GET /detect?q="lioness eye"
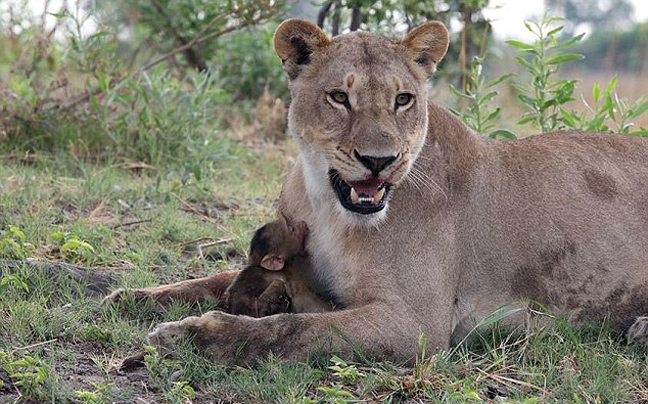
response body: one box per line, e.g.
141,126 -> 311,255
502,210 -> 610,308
395,93 -> 413,107
329,91 -> 349,105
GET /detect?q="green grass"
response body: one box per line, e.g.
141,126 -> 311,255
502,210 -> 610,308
1,144 -> 648,403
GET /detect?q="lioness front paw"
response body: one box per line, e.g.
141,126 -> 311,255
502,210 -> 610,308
627,316 -> 648,344
146,311 -> 270,365
146,318 -> 196,352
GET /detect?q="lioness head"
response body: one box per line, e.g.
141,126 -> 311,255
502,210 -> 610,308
274,20 -> 449,225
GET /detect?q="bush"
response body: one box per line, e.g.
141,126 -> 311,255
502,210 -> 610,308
0,3 -> 236,167
212,25 -> 288,101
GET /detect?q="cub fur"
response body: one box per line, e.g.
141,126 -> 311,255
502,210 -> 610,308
225,217 -> 331,317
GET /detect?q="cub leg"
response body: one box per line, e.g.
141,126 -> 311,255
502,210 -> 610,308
102,270 -> 239,307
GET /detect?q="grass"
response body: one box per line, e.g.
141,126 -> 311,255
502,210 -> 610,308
2,136 -> 648,404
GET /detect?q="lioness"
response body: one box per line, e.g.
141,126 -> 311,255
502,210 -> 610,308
129,19 -> 648,365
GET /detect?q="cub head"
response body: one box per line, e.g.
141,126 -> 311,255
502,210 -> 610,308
274,19 -> 448,226
248,216 -> 309,271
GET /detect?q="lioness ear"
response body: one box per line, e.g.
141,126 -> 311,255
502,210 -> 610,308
260,254 -> 285,271
401,21 -> 449,76
274,18 -> 330,80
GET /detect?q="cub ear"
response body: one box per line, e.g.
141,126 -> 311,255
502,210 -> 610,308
260,254 -> 285,271
401,21 -> 449,76
274,18 -> 330,80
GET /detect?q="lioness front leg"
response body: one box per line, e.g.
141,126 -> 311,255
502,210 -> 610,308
146,303 -> 449,365
102,270 -> 239,307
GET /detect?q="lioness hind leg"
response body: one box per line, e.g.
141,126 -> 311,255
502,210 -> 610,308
101,270 -> 239,307
627,316 -> 648,344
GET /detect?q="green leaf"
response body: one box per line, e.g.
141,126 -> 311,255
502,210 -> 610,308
546,53 -> 585,65
477,303 -> 526,328
633,128 -> 648,137
50,231 -> 66,242
90,93 -> 99,111
605,76 -> 618,94
518,94 -> 538,108
546,25 -> 564,37
628,100 -> 648,120
486,108 -> 501,122
484,74 -> 513,89
518,116 -> 536,125
514,56 -> 534,71
556,33 -> 586,49
559,108 -> 578,128
592,81 -> 600,103
488,129 -> 517,139
505,40 -> 534,50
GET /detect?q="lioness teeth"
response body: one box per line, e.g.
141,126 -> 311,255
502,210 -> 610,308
349,185 -> 386,205
350,187 -> 360,204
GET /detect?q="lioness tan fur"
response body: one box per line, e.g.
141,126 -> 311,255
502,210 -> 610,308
120,20 -> 648,365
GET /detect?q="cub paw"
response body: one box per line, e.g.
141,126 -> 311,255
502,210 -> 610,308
627,316 -> 648,344
101,288 -> 128,307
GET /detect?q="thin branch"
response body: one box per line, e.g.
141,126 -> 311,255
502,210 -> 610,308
350,7 -> 362,32
52,3 -> 272,112
197,238 -> 232,259
150,0 -> 207,71
331,0 -> 341,36
11,339 -> 58,354
317,0 -> 333,28
110,219 -> 152,230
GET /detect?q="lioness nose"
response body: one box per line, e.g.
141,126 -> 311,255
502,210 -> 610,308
354,151 -> 398,176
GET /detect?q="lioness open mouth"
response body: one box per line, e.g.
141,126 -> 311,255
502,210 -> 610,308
329,169 -> 392,214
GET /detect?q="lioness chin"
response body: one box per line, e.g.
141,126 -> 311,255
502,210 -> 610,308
130,19 -> 648,365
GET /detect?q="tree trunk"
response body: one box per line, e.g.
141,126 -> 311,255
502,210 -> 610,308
350,7 -> 362,31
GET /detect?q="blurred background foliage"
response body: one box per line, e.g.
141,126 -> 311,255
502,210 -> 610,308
0,0 -> 647,167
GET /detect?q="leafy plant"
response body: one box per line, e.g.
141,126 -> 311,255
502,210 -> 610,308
444,379 -> 482,402
75,381 -> 117,404
560,77 -> 648,136
0,351 -> 49,399
0,225 -> 34,260
80,325 -> 114,347
450,56 -> 516,139
51,231 -> 96,264
165,380 -> 196,404
104,67 -> 230,168
316,384 -> 357,403
507,13 -> 585,132
328,355 -> 366,384
213,25 -> 288,101
0,274 -> 29,295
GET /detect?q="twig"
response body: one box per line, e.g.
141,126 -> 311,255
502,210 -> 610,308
198,238 -> 232,259
170,193 -> 233,236
52,3 -> 273,112
475,367 -> 545,392
150,0 -> 207,71
11,339 -> 58,354
139,18 -> 258,73
110,219 -> 152,230
88,199 -> 107,220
